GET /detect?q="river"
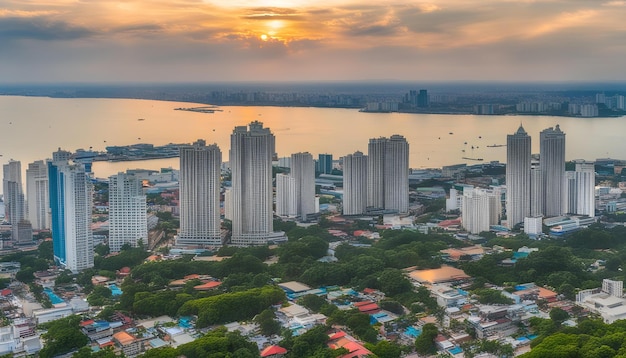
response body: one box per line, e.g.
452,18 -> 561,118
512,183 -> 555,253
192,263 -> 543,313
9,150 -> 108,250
0,95 -> 624,190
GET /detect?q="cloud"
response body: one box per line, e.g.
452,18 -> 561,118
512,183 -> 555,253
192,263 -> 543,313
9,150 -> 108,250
0,17 -> 95,41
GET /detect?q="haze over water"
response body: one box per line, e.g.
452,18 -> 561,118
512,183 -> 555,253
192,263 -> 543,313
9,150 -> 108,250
1,95 -> 625,186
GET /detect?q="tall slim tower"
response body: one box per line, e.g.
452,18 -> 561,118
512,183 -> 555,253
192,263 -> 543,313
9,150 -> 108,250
230,121 -> 275,246
177,140 -> 222,247
343,151 -> 368,215
367,135 -> 409,213
530,162 -> 543,217
506,125 -> 531,228
540,125 -> 566,217
3,160 -> 25,230
291,152 -> 316,220
109,172 -> 148,252
26,160 -> 49,230
575,161 -> 595,217
48,150 -> 93,272
318,154 -> 333,174
275,173 -> 297,217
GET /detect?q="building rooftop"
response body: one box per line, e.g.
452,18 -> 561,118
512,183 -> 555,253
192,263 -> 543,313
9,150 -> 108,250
408,266 -> 470,284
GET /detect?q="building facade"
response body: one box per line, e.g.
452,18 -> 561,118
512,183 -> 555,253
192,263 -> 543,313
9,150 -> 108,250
108,172 -> 148,252
367,135 -> 409,213
3,160 -> 25,234
48,152 -> 93,273
342,151 -> 368,215
177,140 -> 222,247
275,173 -> 297,217
540,125 -> 566,217
506,125 -> 531,228
290,152 -> 316,220
229,122 -> 276,246
26,160 -> 49,230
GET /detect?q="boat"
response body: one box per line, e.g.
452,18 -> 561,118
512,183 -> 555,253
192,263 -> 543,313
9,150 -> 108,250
487,144 -> 506,148
462,157 -> 484,161
137,118 -> 145,121
449,132 -> 453,135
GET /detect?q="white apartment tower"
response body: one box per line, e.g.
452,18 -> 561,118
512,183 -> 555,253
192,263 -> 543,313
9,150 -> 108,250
177,140 -> 222,247
26,160 -> 49,230
367,135 -> 409,213
342,151 -> 368,215
48,155 -> 93,273
230,121 -> 276,246
602,279 -> 623,298
3,160 -> 25,229
540,125 -> 566,217
506,125 -> 531,228
108,172 -> 148,252
530,163 -> 543,217
275,173 -> 297,217
290,152 -> 316,220
462,189 -> 491,234
576,161 -> 596,217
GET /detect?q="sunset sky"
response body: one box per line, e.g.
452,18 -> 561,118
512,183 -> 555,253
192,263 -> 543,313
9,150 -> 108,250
2,0 -> 625,83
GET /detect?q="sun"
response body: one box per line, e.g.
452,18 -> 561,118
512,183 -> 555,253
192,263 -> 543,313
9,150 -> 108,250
260,34 -> 268,41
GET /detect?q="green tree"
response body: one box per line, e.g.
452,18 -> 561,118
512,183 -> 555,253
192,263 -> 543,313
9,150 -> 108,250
255,309 -> 281,336
415,323 -> 438,355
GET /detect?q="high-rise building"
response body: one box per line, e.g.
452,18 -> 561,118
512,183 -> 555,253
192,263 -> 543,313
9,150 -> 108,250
230,121 -> 276,246
318,154 -> 333,175
343,151 -> 368,215
575,161 -> 596,217
530,162 -> 543,217
417,89 -> 429,108
506,125 -> 531,228
275,173 -> 297,217
462,188 -> 491,234
367,135 -> 409,213
540,125 -> 566,217
109,172 -> 148,252
177,140 -> 222,247
460,187 -> 501,234
3,160 -> 25,231
291,152 -> 316,220
26,160 -> 49,230
48,150 -> 93,272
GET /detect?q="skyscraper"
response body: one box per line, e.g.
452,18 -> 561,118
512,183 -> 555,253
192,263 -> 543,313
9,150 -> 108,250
318,154 -> 333,174
177,140 -> 222,247
26,160 -> 49,230
506,125 -> 531,228
342,151 -> 368,215
574,161 -> 596,217
462,188 -> 491,234
275,173 -> 297,217
367,135 -> 409,213
109,172 -> 148,252
291,152 -> 316,220
530,162 -> 543,217
3,160 -> 25,231
540,125 -> 566,217
48,150 -> 93,272
230,121 -> 276,246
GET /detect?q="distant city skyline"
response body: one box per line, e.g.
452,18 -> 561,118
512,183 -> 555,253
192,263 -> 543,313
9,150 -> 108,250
1,1 -> 625,83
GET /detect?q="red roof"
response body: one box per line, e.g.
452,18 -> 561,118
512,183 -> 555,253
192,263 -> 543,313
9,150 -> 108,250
328,331 -> 347,340
357,303 -> 380,313
0,289 -> 12,296
362,288 -> 376,294
260,345 -> 288,357
80,319 -> 95,327
353,301 -> 374,307
193,281 -> 222,290
119,267 -> 131,273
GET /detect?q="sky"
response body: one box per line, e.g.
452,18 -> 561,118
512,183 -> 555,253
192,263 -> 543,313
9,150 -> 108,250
1,0 -> 625,83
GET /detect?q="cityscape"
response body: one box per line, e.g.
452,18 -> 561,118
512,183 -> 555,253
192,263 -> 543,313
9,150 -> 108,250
2,0 -> 626,357
1,111 -> 626,357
